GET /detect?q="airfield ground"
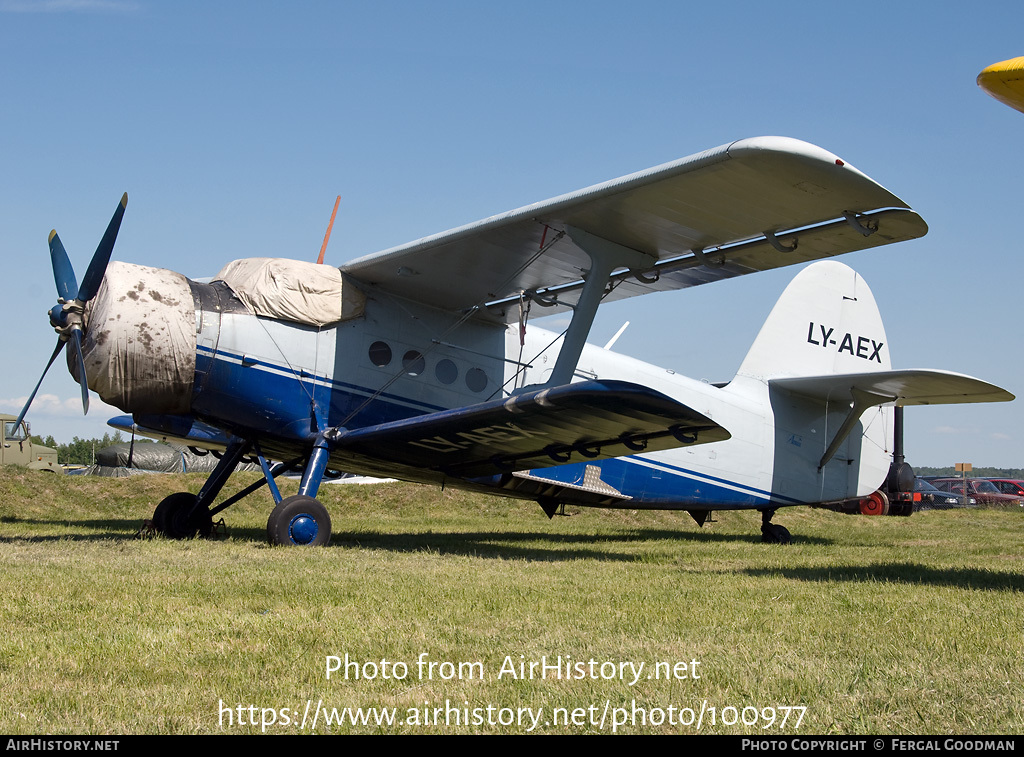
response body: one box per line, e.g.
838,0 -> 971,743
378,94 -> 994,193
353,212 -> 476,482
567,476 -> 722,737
0,467 -> 1020,734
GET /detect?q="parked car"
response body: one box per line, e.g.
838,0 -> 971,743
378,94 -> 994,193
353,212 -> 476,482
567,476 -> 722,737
929,478 -> 1024,507
985,478 -> 1024,498
914,478 -> 975,509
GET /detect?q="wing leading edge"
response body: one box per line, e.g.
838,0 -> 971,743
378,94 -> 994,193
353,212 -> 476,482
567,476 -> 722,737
341,136 -> 928,320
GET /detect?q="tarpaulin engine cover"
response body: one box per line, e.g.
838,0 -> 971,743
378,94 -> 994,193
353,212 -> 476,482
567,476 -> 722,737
214,257 -> 365,327
94,441 -> 260,474
77,261 -> 196,414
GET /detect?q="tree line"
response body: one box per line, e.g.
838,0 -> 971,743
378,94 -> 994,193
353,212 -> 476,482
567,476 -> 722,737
29,432 -> 127,466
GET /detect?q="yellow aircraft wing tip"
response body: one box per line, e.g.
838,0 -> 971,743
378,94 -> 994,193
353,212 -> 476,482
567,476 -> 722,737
979,56 -> 1024,77
978,56 -> 1024,114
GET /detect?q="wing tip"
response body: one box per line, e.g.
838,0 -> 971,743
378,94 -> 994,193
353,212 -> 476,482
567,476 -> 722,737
978,57 -> 1024,114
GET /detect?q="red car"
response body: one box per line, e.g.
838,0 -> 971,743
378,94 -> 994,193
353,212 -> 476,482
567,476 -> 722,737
986,479 -> 1024,498
929,478 -> 1024,507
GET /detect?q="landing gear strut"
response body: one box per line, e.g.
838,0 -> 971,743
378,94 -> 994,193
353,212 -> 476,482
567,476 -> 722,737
151,440 -> 251,540
264,431 -> 335,547
149,436 -> 335,547
760,509 -> 791,545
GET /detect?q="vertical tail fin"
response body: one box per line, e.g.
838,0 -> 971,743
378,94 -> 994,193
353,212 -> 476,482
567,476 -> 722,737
736,260 -> 891,381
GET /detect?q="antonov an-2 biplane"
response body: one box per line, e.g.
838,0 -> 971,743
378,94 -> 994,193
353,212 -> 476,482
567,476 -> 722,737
17,136 -> 1013,545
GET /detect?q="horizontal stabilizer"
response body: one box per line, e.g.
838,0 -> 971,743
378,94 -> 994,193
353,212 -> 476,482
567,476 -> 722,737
330,380 -> 729,478
771,369 -> 1014,406
772,369 -> 1013,471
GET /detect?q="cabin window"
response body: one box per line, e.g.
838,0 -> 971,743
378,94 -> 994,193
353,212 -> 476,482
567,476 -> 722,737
465,367 -> 487,393
435,359 -> 458,385
402,350 -> 426,376
368,341 -> 392,367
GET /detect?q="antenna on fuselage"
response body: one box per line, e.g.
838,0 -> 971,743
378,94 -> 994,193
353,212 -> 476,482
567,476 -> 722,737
317,195 -> 341,264
603,321 -> 630,350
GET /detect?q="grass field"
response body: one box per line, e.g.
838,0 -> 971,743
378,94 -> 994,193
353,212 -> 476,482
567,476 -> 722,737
0,467 -> 1021,734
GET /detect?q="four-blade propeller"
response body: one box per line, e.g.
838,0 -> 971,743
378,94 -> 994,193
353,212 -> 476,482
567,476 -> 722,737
14,193 -> 128,430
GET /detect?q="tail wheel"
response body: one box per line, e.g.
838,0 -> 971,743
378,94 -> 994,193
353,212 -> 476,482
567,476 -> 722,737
892,501 -> 914,517
761,523 -> 792,544
859,491 -> 890,516
267,495 -> 332,546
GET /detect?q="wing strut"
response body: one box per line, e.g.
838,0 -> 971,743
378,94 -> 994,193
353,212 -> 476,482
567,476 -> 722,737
539,226 -> 656,387
817,387 -> 894,471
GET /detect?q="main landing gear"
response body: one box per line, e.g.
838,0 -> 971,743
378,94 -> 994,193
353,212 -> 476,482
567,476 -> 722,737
266,495 -> 332,547
153,491 -> 212,539
151,435 -> 334,547
760,508 -> 791,545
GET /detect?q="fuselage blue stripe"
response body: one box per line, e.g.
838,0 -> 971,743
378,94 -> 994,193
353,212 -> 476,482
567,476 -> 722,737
624,455 -> 807,505
193,347 -> 805,508
198,345 -> 448,414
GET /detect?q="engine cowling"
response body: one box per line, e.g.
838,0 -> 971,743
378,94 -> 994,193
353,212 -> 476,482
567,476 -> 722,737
75,261 -> 197,414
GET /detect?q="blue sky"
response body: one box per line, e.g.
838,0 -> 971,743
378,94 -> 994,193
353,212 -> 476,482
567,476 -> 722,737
1,0 -> 1023,467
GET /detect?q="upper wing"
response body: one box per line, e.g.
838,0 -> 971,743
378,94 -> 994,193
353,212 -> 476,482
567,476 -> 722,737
341,136 -> 927,321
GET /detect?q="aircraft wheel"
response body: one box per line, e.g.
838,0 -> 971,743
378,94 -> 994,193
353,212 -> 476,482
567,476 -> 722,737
761,523 -> 791,544
153,492 -> 212,539
267,495 -> 332,546
891,501 -> 913,517
858,491 -> 889,516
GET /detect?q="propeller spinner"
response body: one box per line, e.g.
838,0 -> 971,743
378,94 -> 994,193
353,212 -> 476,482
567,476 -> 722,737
15,193 -> 128,429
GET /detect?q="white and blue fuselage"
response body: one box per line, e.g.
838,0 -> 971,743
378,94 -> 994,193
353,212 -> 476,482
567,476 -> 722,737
176,264 -> 892,514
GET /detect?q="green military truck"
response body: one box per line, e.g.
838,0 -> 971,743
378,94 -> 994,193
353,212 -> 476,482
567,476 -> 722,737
0,414 -> 62,473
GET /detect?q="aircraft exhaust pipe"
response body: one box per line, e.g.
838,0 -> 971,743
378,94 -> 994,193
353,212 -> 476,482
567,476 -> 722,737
886,406 -> 915,494
893,405 -> 905,467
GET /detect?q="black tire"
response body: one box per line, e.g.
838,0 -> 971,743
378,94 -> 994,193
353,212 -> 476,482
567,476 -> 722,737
153,492 -> 212,539
892,502 -> 914,517
761,523 -> 792,545
267,495 -> 332,546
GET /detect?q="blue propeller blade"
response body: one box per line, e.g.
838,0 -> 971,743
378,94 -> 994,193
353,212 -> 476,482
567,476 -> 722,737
69,329 -> 89,415
14,339 -> 66,429
48,230 -> 78,302
78,192 -> 127,302
21,192 -> 125,426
